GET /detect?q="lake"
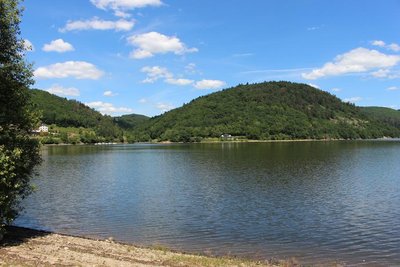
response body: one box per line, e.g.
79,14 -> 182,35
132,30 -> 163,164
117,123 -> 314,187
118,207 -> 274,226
15,141 -> 400,265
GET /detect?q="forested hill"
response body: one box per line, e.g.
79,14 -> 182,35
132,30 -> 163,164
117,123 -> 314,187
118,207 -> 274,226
31,89 -> 105,127
30,89 -> 122,140
130,81 -> 400,142
113,114 -> 149,130
360,106 -> 400,129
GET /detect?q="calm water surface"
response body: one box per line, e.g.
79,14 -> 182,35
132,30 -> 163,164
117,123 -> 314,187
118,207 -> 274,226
15,141 -> 400,265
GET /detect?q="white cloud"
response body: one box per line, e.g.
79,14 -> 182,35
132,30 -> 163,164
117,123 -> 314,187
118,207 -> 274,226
307,26 -> 320,31
371,40 -> 400,52
43,39 -> 74,53
34,61 -> 104,80
387,86 -> 399,91
165,78 -> 194,86
86,101 -> 133,115
388,43 -> 400,52
46,84 -> 80,97
156,102 -> 174,112
331,88 -> 341,92
60,17 -> 134,32
343,97 -> 362,103
131,49 -> 153,59
232,53 -> 254,57
127,31 -> 198,59
103,90 -> 118,96
302,47 -> 400,80
371,69 -> 400,79
141,66 -> 172,83
23,39 -> 34,52
307,83 -> 320,89
371,40 -> 386,47
185,63 -> 198,74
141,66 -> 223,89
194,79 -> 226,90
371,69 -> 390,78
114,10 -> 131,18
240,68 -> 313,80
139,98 -> 147,103
91,0 -> 162,10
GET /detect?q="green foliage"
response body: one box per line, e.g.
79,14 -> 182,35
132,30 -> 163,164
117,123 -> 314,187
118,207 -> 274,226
30,89 -> 124,142
130,82 -> 400,142
0,0 -> 41,236
113,113 -> 149,130
360,106 -> 400,129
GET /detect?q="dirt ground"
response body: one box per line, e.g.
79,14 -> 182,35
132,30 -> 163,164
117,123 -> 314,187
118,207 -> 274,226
0,226 -> 288,267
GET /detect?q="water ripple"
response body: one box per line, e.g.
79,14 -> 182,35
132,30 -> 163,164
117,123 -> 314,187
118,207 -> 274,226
15,141 -> 400,265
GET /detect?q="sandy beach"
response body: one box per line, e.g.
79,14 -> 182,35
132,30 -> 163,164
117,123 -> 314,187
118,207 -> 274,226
0,227 -> 292,267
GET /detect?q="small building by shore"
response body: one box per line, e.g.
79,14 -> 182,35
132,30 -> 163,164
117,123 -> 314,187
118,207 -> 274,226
32,124 -> 49,134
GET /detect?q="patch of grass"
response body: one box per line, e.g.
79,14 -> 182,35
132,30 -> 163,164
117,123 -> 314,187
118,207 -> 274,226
164,254 -> 280,267
150,243 -> 172,253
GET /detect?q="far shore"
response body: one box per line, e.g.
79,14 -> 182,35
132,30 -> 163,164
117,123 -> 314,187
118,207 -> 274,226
41,137 -> 400,146
0,226 -> 295,267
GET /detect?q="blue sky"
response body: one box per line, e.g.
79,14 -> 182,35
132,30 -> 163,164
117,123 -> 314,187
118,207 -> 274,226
21,0 -> 400,116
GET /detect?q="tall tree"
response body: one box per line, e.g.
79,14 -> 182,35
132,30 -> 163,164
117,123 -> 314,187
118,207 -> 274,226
0,0 -> 41,238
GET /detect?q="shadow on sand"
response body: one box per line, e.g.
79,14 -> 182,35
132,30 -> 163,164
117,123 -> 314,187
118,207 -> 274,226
1,226 -> 51,248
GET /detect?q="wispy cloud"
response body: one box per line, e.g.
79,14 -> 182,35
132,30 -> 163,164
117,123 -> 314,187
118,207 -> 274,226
239,67 -> 312,80
241,67 -> 313,75
184,63 -> 201,75
307,25 -> 324,31
90,0 -> 163,11
141,66 -> 172,83
156,102 -> 175,112
103,90 -> 118,96
60,17 -> 134,32
371,69 -> 400,79
46,84 -> 80,97
343,96 -> 362,103
232,53 -> 254,57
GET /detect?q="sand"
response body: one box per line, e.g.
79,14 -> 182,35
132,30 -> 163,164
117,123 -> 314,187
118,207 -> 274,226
0,226 -> 288,267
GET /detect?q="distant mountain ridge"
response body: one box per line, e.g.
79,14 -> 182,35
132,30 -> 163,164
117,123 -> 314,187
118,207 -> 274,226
128,81 -> 400,142
30,83 -> 400,143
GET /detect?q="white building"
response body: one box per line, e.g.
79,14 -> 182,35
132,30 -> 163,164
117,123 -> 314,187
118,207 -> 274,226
38,124 -> 49,133
33,124 -> 49,133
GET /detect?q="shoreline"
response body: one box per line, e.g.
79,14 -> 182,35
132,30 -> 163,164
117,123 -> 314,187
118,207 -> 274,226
0,226 -> 291,267
42,137 -> 400,146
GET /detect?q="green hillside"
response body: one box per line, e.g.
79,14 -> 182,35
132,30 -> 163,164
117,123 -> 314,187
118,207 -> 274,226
360,106 -> 400,129
130,81 -> 400,142
30,89 -> 123,142
113,114 -> 149,130
31,89 -> 108,128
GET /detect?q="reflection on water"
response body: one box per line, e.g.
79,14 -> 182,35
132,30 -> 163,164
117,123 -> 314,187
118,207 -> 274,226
16,141 -> 400,265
